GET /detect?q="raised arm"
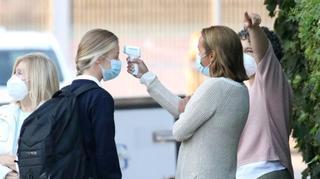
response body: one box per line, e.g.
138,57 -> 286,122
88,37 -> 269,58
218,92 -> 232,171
244,12 -> 269,63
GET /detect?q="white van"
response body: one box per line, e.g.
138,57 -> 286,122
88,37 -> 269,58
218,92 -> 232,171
0,31 -> 72,105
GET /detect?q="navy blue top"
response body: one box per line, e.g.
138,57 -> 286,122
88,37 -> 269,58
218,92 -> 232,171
70,79 -> 121,179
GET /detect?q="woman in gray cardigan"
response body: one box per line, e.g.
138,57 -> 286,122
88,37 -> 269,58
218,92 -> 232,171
128,26 -> 249,179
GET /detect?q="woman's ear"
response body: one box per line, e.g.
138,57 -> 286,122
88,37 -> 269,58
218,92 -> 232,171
209,51 -> 216,64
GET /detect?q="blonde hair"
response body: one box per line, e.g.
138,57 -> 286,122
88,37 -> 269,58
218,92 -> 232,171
201,26 -> 248,82
12,53 -> 59,108
76,29 -> 118,75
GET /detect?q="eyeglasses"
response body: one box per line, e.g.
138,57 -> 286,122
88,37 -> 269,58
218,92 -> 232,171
239,29 -> 250,41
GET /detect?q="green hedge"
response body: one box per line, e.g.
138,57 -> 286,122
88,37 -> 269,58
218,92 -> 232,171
264,0 -> 320,178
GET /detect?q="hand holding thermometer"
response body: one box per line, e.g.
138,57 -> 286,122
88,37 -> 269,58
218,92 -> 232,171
123,45 -> 141,76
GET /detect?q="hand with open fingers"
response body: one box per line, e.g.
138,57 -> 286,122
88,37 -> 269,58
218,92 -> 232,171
0,155 -> 15,166
0,154 -> 17,171
126,57 -> 149,78
244,12 -> 261,29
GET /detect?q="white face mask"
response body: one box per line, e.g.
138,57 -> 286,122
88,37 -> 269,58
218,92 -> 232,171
6,75 -> 28,101
243,53 -> 257,77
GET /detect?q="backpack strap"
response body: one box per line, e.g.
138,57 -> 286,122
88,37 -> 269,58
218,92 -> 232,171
71,83 -> 99,178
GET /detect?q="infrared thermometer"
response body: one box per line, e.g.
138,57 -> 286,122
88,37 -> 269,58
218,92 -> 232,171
124,45 -> 141,76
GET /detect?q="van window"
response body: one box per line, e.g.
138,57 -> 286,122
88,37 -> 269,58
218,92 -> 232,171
0,49 -> 63,85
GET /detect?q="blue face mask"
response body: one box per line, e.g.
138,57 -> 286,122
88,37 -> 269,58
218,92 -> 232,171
195,53 -> 257,77
99,59 -> 122,81
194,54 -> 210,76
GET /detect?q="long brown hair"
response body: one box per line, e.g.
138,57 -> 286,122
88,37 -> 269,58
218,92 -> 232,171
201,26 -> 248,82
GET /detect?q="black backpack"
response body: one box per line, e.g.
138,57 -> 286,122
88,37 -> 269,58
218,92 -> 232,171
17,83 -> 98,179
